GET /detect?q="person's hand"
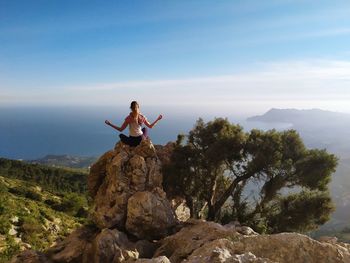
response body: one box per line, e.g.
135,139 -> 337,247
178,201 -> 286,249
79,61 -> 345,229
157,114 -> 163,120
105,120 -> 111,125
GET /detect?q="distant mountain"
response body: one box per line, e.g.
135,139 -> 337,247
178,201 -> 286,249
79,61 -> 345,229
247,108 -> 350,125
247,108 -> 350,158
27,154 -> 97,169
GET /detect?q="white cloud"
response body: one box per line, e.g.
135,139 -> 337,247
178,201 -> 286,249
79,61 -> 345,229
64,59 -> 350,100
2,59 -> 350,116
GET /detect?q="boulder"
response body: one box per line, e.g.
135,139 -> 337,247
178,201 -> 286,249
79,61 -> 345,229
185,238 -> 275,263
89,228 -> 138,263
126,188 -> 177,240
10,249 -> 51,263
88,150 -> 115,199
45,225 -> 98,263
170,197 -> 191,222
154,219 -> 350,263
154,219 -> 240,262
232,232 -> 350,263
89,139 -> 175,231
42,226 -> 142,263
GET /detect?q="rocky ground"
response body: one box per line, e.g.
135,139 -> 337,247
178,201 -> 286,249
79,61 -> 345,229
10,139 -> 350,263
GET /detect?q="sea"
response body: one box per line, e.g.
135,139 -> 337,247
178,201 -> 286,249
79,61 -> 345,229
0,106 -> 292,160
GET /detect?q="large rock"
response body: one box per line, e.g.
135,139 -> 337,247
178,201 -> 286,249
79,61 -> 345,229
154,220 -> 350,263
185,238 -> 275,263
89,228 -> 138,262
126,188 -> 177,240
34,225 -> 151,263
170,197 -> 191,222
88,150 -> 115,199
154,219 -> 241,262
45,225 -> 99,263
89,139 -> 175,232
10,249 -> 51,263
232,232 -> 350,263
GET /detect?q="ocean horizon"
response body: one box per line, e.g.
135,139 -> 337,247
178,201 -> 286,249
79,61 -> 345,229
0,106 -> 292,160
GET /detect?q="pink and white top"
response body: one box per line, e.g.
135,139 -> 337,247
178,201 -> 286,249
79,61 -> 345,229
124,113 -> 148,137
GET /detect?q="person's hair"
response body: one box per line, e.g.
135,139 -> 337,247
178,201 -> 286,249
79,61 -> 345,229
130,101 -> 139,111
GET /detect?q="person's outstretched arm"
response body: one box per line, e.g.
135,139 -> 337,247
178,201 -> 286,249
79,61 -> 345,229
144,114 -> 162,128
105,120 -> 128,132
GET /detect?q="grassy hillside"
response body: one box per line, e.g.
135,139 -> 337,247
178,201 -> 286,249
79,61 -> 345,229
0,157 -> 88,194
0,158 -> 91,262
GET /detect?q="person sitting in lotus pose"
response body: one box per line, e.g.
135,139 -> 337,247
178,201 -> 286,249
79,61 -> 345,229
105,101 -> 162,147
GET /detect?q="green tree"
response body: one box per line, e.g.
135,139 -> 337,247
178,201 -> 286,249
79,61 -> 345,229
163,118 -> 338,233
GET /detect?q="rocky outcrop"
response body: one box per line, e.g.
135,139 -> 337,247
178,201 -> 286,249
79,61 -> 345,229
89,139 -> 176,233
154,220 -> 350,263
185,239 -> 275,263
10,139 -> 350,263
154,219 -> 242,262
232,232 -> 350,263
45,225 -> 99,262
10,250 -> 50,263
11,139 -> 177,263
126,188 -> 177,240
170,197 -> 190,222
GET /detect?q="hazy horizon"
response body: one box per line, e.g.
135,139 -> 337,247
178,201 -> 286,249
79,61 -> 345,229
0,105 -> 297,160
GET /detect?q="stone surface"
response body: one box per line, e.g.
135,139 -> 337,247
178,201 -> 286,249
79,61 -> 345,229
42,226 -> 143,263
90,228 -> 138,263
88,150 -> 115,199
126,188 -> 177,240
154,219 -> 240,263
126,256 -> 171,263
185,238 -> 275,263
45,225 -> 99,263
233,232 -> 350,263
10,249 -> 51,263
134,239 -> 159,259
171,197 -> 191,222
89,139 -> 174,231
155,219 -> 350,263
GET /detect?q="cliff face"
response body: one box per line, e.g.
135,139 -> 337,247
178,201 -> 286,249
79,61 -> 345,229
10,139 -> 350,263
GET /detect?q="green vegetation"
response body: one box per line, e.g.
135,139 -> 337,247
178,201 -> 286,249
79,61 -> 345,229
0,158 -> 90,262
163,118 -> 338,234
0,157 -> 87,194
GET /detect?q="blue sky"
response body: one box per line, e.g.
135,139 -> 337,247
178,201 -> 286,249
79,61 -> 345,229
1,0 -> 350,115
